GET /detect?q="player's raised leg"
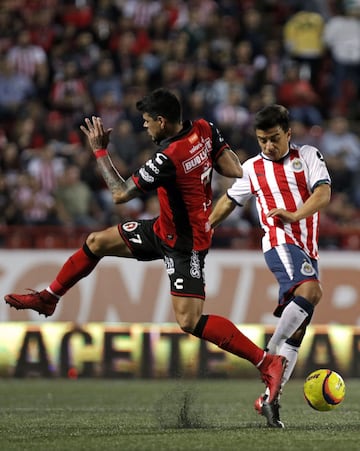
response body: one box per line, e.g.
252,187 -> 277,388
4,225 -> 131,316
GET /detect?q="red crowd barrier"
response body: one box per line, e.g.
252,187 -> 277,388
0,225 -> 360,250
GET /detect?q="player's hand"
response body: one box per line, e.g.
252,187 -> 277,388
80,116 -> 112,152
267,208 -> 298,223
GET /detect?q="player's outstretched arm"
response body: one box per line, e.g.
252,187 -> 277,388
80,116 -> 140,204
267,183 -> 331,223
215,148 -> 243,178
209,193 -> 236,229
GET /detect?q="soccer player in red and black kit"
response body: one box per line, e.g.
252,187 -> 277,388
5,88 -> 286,416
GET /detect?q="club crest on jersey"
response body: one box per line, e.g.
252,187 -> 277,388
300,260 -> 316,276
291,158 -> 304,172
122,221 -> 139,232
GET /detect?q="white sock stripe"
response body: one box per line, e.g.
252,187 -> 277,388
256,351 -> 267,368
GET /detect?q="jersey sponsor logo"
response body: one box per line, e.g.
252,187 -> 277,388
189,141 -> 203,154
292,158 -> 304,172
139,167 -> 154,183
300,260 -> 316,276
122,221 -> 139,232
145,159 -> 160,174
164,256 -> 175,275
190,250 -> 201,279
183,149 -> 209,173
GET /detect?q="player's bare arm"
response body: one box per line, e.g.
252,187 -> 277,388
80,116 -> 141,204
267,183 -> 331,223
214,148 -> 243,178
209,193 -> 236,229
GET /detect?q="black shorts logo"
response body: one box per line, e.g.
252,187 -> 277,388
190,251 -> 201,279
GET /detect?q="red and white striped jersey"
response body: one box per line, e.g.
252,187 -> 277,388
227,145 -> 331,259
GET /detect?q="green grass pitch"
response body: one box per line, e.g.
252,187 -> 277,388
0,378 -> 359,451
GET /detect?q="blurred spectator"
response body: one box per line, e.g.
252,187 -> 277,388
95,90 -> 123,129
0,8 -> 23,55
0,142 -> 23,185
59,1 -> 94,31
277,61 -> 323,126
212,88 -> 250,139
6,29 -> 48,91
289,120 -> 323,147
0,57 -> 35,122
49,60 -> 93,124
28,7 -> 58,53
41,110 -> 82,159
89,57 -> 123,106
109,119 -> 141,170
323,6 -> 360,114
122,0 -> 162,28
16,175 -> 59,226
0,173 -> 23,225
252,39 -> 285,88
320,116 -> 360,204
10,116 -> 43,152
241,7 -> 267,57
26,143 -> 65,194
54,164 -> 103,227
283,10 -> 325,90
70,31 -> 101,77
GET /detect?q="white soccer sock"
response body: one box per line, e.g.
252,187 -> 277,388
278,342 -> 299,387
266,301 -> 309,353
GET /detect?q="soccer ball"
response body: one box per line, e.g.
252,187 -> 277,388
303,369 -> 345,411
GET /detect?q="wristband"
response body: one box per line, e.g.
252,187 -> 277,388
94,148 -> 108,158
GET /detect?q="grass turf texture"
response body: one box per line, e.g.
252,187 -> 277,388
0,379 -> 359,451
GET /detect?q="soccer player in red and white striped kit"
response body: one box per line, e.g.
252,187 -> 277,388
5,89 -> 286,420
210,104 -> 331,427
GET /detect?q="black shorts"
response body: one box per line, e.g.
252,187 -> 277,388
119,219 -> 208,299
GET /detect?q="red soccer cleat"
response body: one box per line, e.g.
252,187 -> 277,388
4,289 -> 58,317
258,354 -> 287,404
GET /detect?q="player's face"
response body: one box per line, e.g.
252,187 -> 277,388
256,126 -> 291,161
142,113 -> 166,144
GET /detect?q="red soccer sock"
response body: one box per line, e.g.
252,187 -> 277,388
49,245 -> 101,297
195,314 -> 265,366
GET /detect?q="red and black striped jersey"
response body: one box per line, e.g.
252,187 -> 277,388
132,119 -> 229,251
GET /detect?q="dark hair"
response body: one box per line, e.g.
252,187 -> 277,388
254,104 -> 290,132
136,88 -> 182,123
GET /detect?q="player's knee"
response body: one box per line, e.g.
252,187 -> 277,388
176,315 -> 199,334
178,320 -> 195,334
86,231 -> 107,254
297,282 -> 323,306
307,285 -> 322,306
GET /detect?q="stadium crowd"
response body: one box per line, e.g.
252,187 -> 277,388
1,0 -> 360,249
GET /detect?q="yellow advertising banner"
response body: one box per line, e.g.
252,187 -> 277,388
0,323 -> 359,379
